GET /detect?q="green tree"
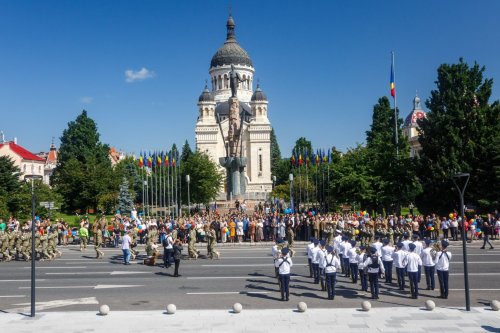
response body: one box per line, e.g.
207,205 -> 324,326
292,137 -> 312,156
365,97 -> 420,214
0,156 -> 21,197
270,128 -> 282,179
416,59 -> 500,214
118,177 -> 133,214
181,151 -> 223,204
180,140 -> 193,164
52,110 -> 114,213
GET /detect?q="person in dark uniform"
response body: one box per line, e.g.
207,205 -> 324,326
172,238 -> 183,277
362,246 -> 385,299
435,239 -> 452,299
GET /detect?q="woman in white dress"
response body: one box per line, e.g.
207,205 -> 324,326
237,220 -> 244,243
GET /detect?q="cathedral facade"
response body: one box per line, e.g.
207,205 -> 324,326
195,15 -> 273,199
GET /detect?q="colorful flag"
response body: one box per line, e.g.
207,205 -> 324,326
298,151 -> 303,167
305,148 -> 310,167
164,152 -> 169,166
157,152 -> 162,167
390,52 -> 396,98
138,154 -> 144,168
290,150 -> 296,167
315,150 -> 320,165
327,148 -> 331,164
323,149 -> 328,164
147,152 -> 152,167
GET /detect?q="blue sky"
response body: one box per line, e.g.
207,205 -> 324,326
1,0 -> 499,157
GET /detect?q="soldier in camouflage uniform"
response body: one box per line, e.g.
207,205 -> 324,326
188,227 -> 198,259
40,230 -> 50,261
1,229 -> 12,261
130,227 -> 139,260
206,224 -> 219,259
286,225 -> 295,257
324,221 -> 334,246
20,229 -> 31,261
93,222 -> 104,259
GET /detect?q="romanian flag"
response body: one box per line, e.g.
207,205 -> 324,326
323,149 -> 328,164
157,153 -> 162,167
164,152 -> 169,167
138,155 -> 143,168
147,154 -> 152,168
390,52 -> 396,98
290,150 -> 296,167
172,153 -> 177,168
305,148 -> 310,167
315,150 -> 320,165
298,152 -> 303,167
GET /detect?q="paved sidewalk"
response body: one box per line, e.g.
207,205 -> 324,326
1,306 -> 498,333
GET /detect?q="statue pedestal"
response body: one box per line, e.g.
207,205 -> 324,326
219,157 -> 247,200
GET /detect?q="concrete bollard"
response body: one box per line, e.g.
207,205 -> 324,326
491,300 -> 500,311
361,301 -> 371,312
166,304 -> 177,314
98,304 -> 110,316
425,300 -> 436,311
232,303 -> 242,313
297,302 -> 307,312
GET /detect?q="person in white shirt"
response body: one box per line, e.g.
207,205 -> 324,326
392,242 -> 408,290
406,243 -> 423,299
356,246 -> 368,292
316,240 -> 328,291
402,233 -> 412,252
272,239 -> 283,278
275,247 -> 293,301
348,240 -> 359,284
306,237 -> 315,278
310,239 -> 320,284
337,235 -> 346,275
372,236 -> 383,256
342,237 -> 352,278
435,239 -> 452,299
362,247 -> 385,299
121,230 -> 132,265
412,234 -> 423,283
381,239 -> 395,284
163,230 -> 174,268
420,239 -> 436,290
321,246 -> 341,300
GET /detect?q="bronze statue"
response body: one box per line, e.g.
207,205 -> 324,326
229,64 -> 244,98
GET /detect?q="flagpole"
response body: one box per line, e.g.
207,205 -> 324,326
392,51 -> 399,158
159,153 -> 163,218
163,154 -> 166,219
149,166 -> 153,218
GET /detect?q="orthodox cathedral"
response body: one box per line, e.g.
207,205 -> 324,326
195,15 -> 273,198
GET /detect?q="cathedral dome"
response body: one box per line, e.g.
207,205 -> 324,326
210,16 -> 253,68
404,95 -> 426,127
251,84 -> 267,101
198,85 -> 214,102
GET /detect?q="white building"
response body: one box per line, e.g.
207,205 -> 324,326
195,15 -> 273,198
403,95 -> 427,158
0,139 -> 46,181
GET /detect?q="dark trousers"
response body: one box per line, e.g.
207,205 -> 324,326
383,260 -> 393,283
339,254 -> 344,273
437,270 -> 449,298
417,265 -> 422,283
359,269 -> 368,291
164,248 -> 173,267
424,265 -> 435,289
325,272 -> 336,299
308,258 -> 313,277
408,271 -> 419,298
174,259 -> 180,276
312,263 -> 320,284
349,263 -> 358,283
442,229 -> 449,239
368,272 -> 379,298
396,267 -> 405,290
482,234 -> 493,248
279,274 -> 290,300
343,257 -> 350,277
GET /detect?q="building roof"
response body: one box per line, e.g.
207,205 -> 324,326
251,84 -> 267,102
210,15 -> 253,68
46,143 -> 58,164
0,141 -> 45,162
198,84 -> 214,102
404,95 -> 427,127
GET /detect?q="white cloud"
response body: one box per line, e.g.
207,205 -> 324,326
125,67 -> 155,83
80,96 -> 93,104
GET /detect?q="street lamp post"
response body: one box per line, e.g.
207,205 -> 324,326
289,173 -> 294,212
25,164 -> 42,318
452,172 -> 470,311
186,175 -> 191,217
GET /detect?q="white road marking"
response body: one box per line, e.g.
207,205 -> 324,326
0,295 -> 26,298
110,271 -> 150,275
45,272 -> 109,275
0,279 -> 46,282
450,273 -> 500,276
94,284 -> 143,289
23,266 -> 87,269
19,285 -> 142,290
201,264 -> 307,267
450,289 -> 500,291
186,291 -> 270,295
451,262 -> 500,264
7,297 -> 98,312
64,262 -> 108,264
186,276 -> 274,280
19,286 -> 92,289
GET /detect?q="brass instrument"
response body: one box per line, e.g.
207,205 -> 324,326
431,241 -> 441,260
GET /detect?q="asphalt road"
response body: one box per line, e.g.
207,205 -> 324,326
1,240 -> 499,313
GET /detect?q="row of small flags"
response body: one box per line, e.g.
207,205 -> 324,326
137,151 -> 179,169
290,148 -> 331,168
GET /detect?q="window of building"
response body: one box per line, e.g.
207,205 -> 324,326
259,154 -> 263,172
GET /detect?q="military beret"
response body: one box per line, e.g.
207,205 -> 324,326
281,247 -> 289,255
320,240 -> 326,246
350,240 -> 356,247
412,233 -> 419,239
441,239 -> 449,248
383,238 -> 390,245
310,237 -> 315,242
313,239 -> 319,245
370,246 -> 377,254
359,245 -> 366,250
326,246 -> 334,253
409,243 -> 416,251
396,242 -> 404,248
424,239 -> 432,245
